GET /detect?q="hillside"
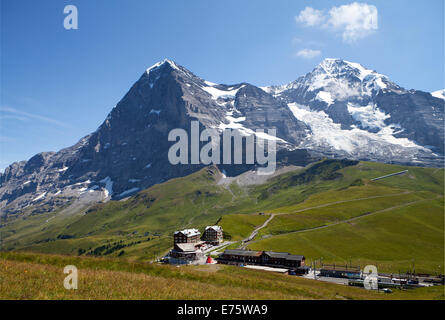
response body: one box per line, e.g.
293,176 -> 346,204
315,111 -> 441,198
1,159 -> 443,275
243,162 -> 444,274
1,252 -> 443,300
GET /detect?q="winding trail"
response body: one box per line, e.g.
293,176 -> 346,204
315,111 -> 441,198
243,197 -> 436,247
278,198 -> 428,235
274,191 -> 412,216
237,192 -> 435,249
238,193 -> 410,249
239,214 -> 275,249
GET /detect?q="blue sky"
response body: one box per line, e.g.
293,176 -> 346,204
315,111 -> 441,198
1,0 -> 444,171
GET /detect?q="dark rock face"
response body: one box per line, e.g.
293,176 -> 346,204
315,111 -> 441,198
1,58 -> 443,216
234,85 -> 309,145
374,91 -> 444,154
0,60 -> 312,215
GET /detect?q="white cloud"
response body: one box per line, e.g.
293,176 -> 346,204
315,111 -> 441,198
327,3 -> 378,42
295,2 -> 378,43
295,7 -> 324,27
296,49 -> 321,59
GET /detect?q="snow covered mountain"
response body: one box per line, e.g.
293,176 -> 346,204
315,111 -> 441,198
1,58 -> 443,216
264,58 -> 443,164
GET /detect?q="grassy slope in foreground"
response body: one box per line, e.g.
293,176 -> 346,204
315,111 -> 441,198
1,252 -> 443,300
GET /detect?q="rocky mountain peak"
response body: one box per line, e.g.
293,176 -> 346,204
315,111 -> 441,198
317,58 -> 353,74
316,58 -> 374,81
307,58 -> 393,92
1,58 -> 443,217
145,58 -> 179,73
143,58 -> 198,82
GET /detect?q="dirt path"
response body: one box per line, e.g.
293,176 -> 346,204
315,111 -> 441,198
205,241 -> 234,254
237,192 -> 412,249
244,198 -> 431,247
239,214 -> 275,249
241,194 -> 405,247
236,191 -> 427,249
287,199 -> 426,234
226,185 -> 237,202
272,191 -> 413,216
